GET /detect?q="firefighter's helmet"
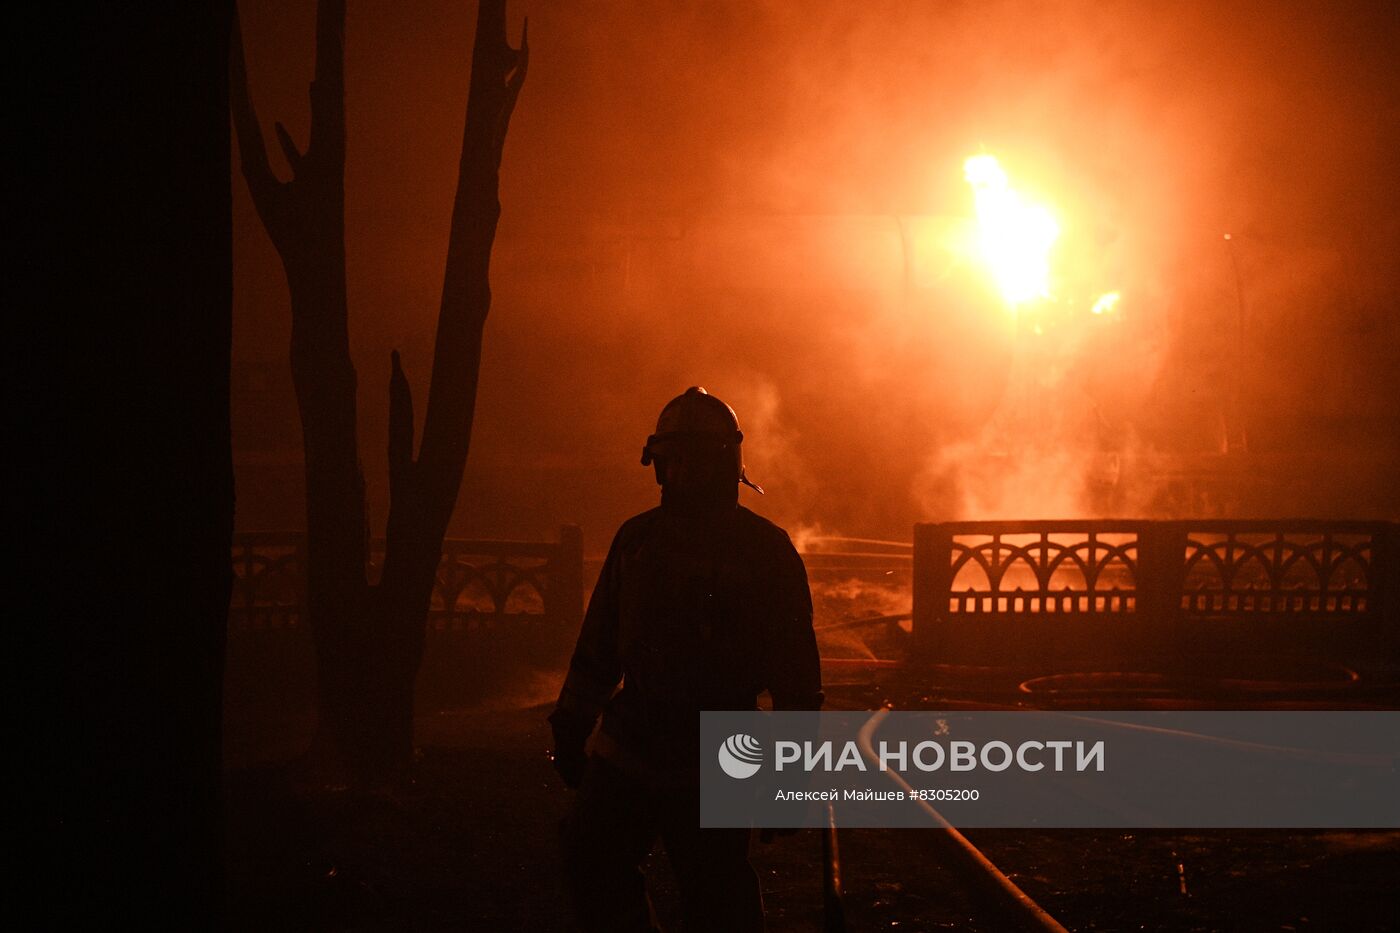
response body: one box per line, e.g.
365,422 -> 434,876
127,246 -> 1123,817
641,386 -> 764,494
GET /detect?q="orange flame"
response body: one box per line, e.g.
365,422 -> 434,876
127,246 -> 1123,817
1091,291 -> 1121,315
963,154 -> 1060,308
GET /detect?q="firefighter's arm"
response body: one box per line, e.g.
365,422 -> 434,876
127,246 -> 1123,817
548,531 -> 625,788
760,534 -> 823,842
766,534 -> 824,712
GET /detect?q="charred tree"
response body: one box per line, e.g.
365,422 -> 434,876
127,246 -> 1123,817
231,0 -> 527,782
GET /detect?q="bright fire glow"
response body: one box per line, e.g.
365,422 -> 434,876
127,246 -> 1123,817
963,154 -> 1060,307
1091,291 -> 1121,315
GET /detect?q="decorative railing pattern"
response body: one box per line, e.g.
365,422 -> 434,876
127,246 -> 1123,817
946,523 -> 1139,618
912,519 -> 1399,666
916,520 -> 1396,624
1179,523 -> 1377,617
230,526 -> 584,632
230,532 -> 307,629
915,522 -> 1150,623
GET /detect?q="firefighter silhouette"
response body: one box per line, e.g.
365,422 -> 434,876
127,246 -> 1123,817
549,387 -> 823,932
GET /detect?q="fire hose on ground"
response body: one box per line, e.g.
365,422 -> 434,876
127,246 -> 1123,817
821,802 -> 847,933
856,706 -> 1072,933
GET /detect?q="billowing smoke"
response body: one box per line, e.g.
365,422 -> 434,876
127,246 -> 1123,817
233,0 -> 1400,545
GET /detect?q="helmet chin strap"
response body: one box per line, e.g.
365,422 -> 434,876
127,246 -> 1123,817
650,456 -> 765,498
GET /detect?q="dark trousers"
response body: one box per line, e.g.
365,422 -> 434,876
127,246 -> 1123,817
560,757 -> 764,933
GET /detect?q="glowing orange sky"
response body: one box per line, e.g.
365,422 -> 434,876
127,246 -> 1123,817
232,0 -> 1400,540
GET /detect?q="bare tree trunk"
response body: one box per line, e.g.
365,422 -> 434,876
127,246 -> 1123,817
232,0 -> 526,782
232,0 -> 368,773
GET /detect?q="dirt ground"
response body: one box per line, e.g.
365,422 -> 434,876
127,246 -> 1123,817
225,696 -> 1400,932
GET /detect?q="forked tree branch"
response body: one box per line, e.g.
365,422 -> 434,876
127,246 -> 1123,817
233,1 -> 527,774
387,0 -> 528,559
230,0 -> 346,260
231,0 -> 364,592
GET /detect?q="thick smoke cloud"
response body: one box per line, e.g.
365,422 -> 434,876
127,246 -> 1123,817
234,0 -> 1400,546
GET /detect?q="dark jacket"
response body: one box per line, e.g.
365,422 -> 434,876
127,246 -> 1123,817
554,504 -> 823,771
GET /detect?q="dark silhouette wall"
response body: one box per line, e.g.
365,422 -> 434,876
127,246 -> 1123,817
24,3 -> 234,925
